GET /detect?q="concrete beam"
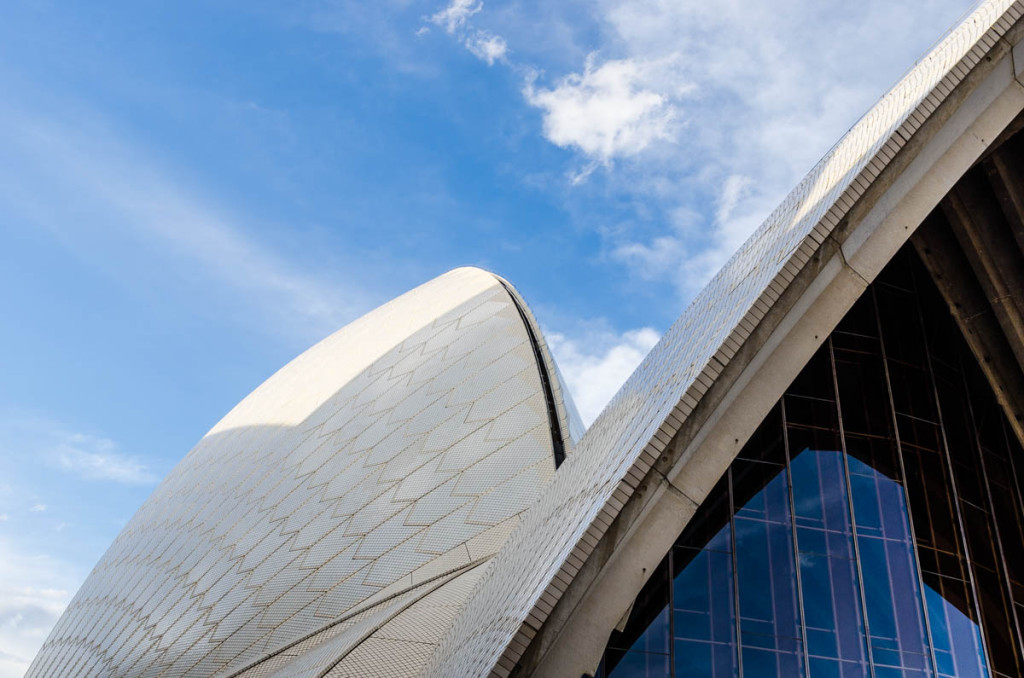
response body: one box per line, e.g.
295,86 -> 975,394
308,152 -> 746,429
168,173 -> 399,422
941,175 -> 1024,368
523,29 -> 1024,678
912,212 -> 1024,443
985,141 -> 1024,258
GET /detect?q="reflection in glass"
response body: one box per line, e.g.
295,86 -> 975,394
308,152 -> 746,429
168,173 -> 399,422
734,462 -> 802,678
673,545 -> 736,677
791,450 -> 868,678
596,248 -> 1024,678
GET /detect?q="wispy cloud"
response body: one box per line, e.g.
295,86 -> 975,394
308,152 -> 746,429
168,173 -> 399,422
0,538 -> 79,678
598,0 -> 970,295
465,31 -> 508,65
547,324 -> 659,425
0,413 -> 158,487
0,413 -> 157,670
55,434 -> 158,486
430,0 -> 482,33
428,0 -> 508,66
428,0 -> 972,298
0,106 -> 367,345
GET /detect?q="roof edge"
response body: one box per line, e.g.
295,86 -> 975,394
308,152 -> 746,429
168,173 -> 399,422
493,275 -> 582,465
519,6 -> 1024,677
420,3 -> 1024,676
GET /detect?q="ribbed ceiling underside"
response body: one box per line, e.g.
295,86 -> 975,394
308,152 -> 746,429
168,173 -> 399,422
913,114 -> 1024,446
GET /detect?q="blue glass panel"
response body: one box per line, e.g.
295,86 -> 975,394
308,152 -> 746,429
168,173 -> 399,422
604,561 -> 671,675
735,511 -> 800,639
799,553 -> 865,657
673,538 -> 736,676
790,450 -> 870,677
847,455 -> 909,542
673,550 -> 733,644
807,656 -> 870,678
790,450 -> 852,546
595,248 -> 1024,678
608,650 -> 671,678
873,669 -> 929,678
922,584 -> 988,678
735,462 -> 790,522
734,461 -> 804,676
838,476 -> 914,673
741,645 -> 804,678
674,639 -> 737,678
847,457 -> 932,673
630,607 -> 670,655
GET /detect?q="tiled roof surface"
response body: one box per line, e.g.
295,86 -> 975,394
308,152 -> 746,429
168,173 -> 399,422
28,268 -> 574,678
421,2 -> 1024,675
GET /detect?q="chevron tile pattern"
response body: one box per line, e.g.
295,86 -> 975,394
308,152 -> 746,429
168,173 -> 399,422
419,2 -> 1024,676
28,268 -> 575,678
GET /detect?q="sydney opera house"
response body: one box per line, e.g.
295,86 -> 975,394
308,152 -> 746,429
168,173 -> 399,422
26,1 -> 1024,676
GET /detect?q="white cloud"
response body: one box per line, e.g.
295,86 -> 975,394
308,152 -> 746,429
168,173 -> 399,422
525,55 -> 686,164
0,538 -> 79,678
610,171 -> 772,293
612,234 -> 685,282
585,0 -> 972,297
428,0 -> 509,67
443,0 -> 972,299
0,109 -> 366,345
465,31 -> 508,65
56,434 -> 158,485
430,0 -> 482,34
548,325 -> 660,425
0,413 -> 159,487
0,515 -> 7,523
0,415 -> 153,671
716,174 -> 753,225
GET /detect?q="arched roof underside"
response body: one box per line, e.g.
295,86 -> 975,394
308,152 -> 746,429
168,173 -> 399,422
27,267 -> 580,678
422,2 -> 1024,676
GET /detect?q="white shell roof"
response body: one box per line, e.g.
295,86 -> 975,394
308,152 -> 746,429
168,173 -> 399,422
28,2 -> 1024,676
27,267 -> 578,678
420,2 -> 1024,676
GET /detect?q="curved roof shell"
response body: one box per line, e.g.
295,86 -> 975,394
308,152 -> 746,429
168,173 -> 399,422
30,2 -> 1024,676
27,267 -> 579,678
421,2 -> 1024,676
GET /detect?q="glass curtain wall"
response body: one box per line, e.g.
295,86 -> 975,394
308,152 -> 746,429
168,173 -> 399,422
597,247 -> 1024,678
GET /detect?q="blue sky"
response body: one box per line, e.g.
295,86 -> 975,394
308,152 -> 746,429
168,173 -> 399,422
0,0 -> 979,674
